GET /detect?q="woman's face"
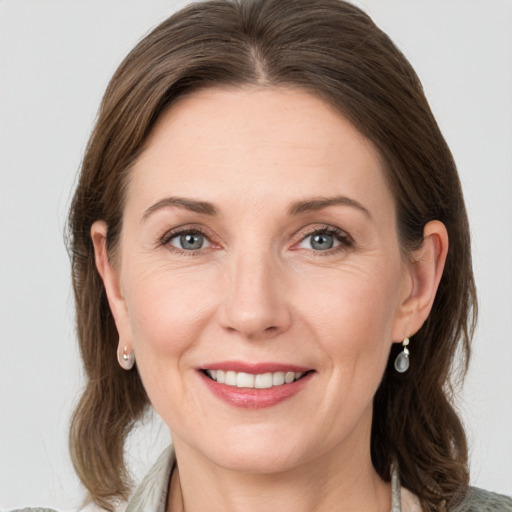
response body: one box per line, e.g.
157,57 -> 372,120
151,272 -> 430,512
97,87 -> 417,473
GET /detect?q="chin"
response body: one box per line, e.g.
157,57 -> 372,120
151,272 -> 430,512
215,447 -> 303,474
193,427 -> 318,475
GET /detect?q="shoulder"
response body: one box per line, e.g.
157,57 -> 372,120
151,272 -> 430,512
454,487 -> 512,512
7,503 -> 126,512
7,509 -> 58,512
7,447 -> 174,512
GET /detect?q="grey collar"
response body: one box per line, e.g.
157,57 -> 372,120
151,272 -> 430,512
126,446 -> 404,512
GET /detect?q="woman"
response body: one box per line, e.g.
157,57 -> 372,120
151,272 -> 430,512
16,0 -> 511,511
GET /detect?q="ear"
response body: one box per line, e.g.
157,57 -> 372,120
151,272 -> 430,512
90,221 -> 133,352
392,220 -> 449,342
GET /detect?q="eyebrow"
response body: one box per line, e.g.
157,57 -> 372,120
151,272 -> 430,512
142,197 -> 218,221
287,196 -> 372,218
142,194 -> 371,221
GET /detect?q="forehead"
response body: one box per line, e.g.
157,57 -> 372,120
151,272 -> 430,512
128,86 -> 391,213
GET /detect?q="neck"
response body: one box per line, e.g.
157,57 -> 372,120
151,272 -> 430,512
168,432 -> 391,512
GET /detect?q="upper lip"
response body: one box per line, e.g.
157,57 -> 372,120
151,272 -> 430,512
199,361 -> 312,374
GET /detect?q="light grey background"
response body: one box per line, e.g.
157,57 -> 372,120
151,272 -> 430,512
1,0 -> 511,509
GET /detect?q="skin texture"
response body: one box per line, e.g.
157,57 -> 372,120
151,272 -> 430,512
92,87 -> 448,512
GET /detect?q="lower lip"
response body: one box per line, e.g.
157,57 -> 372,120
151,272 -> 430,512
199,371 -> 313,409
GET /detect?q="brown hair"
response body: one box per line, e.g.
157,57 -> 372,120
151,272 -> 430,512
68,0 -> 476,510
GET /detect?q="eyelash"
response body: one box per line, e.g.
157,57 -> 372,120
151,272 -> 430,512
160,226 -> 214,256
159,225 -> 353,256
295,226 -> 353,255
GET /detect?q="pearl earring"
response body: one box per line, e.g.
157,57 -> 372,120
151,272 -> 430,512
394,337 -> 410,373
118,345 -> 135,371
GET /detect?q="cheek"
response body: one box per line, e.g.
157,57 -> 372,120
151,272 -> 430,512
120,269 -> 218,418
123,266 -> 217,361
296,259 -> 402,362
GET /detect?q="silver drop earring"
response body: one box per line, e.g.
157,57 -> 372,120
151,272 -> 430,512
394,337 -> 410,373
118,345 -> 135,371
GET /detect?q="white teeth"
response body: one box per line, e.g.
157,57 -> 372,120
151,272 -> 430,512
206,369 -> 307,388
272,372 -> 285,386
236,372 -> 254,388
255,372 -> 273,389
225,371 -> 237,386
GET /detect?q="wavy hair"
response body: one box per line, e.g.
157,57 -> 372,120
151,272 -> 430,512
67,1 -> 476,510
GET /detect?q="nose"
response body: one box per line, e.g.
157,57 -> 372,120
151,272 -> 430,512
218,250 -> 292,341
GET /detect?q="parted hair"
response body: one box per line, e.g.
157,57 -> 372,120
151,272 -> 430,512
67,0 -> 477,510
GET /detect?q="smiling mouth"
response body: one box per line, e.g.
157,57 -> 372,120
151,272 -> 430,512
203,369 -> 309,389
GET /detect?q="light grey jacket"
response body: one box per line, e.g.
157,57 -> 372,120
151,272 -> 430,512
11,446 -> 512,512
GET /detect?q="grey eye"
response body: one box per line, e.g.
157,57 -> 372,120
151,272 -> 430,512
170,232 -> 209,250
310,233 -> 335,250
297,230 -> 346,252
